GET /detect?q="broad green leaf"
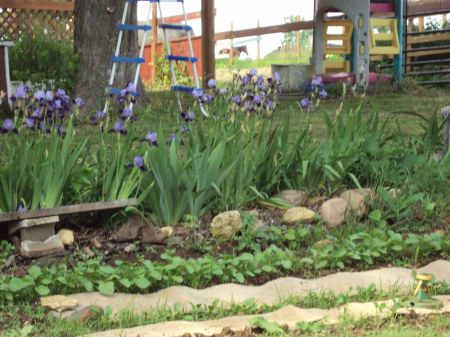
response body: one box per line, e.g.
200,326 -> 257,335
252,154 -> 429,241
135,277 -> 150,289
98,281 -> 115,295
35,285 -> 50,296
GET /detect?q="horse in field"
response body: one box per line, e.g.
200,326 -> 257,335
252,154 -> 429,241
219,45 -> 248,57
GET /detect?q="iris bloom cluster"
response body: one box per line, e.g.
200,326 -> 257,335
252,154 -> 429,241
228,69 -> 282,116
299,76 -> 328,112
6,86 -> 84,137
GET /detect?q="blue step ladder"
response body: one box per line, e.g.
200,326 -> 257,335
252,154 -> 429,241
105,0 -> 207,117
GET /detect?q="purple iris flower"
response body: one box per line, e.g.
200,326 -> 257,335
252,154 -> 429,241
127,156 -> 147,171
45,91 -> 53,101
1,119 -> 18,134
249,69 -> 257,76
168,134 -> 185,146
17,204 -> 26,212
74,97 -> 85,107
301,98 -> 311,109
241,76 -> 250,86
54,99 -> 62,109
56,89 -> 66,97
34,90 -> 45,101
218,88 -> 229,94
192,88 -> 203,98
245,101 -> 254,112
141,131 -> 158,146
33,108 -> 41,118
253,95 -> 263,105
109,121 -> 128,135
232,95 -> 241,105
207,79 -> 217,89
181,111 -> 195,122
124,82 -> 136,95
311,76 -> 323,87
61,95 -> 71,103
181,124 -> 189,133
25,117 -> 35,130
201,93 -> 214,103
265,98 -> 274,109
258,82 -> 265,91
15,86 -> 29,99
273,72 -> 280,82
319,89 -> 328,99
90,110 -> 106,122
121,107 -> 133,119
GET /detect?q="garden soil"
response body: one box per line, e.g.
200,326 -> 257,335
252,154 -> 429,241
54,261 -> 450,337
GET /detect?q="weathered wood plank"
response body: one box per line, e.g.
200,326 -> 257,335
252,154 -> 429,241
214,21 -> 314,41
0,0 -> 73,11
0,198 -> 137,223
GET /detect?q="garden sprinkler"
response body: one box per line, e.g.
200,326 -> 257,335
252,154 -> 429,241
400,273 -> 443,310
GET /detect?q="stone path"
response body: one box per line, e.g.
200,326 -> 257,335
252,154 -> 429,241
54,260 -> 450,337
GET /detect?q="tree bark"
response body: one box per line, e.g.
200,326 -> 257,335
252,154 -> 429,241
73,0 -> 147,116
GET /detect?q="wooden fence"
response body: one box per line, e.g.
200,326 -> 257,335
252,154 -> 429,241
0,0 -> 74,41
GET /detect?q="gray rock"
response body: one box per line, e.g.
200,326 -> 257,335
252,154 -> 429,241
21,235 -> 64,258
209,211 -> 242,240
319,198 -> 352,228
272,190 -> 308,207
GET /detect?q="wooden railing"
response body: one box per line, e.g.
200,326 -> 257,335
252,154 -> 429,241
0,0 -> 74,41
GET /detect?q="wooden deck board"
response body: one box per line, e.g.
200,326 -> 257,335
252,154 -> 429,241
0,198 -> 137,223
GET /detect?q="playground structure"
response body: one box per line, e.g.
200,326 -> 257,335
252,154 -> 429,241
312,0 -> 403,87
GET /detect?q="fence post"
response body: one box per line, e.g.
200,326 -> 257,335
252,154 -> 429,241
296,15 -> 301,59
257,19 -> 260,62
229,22 -> 233,66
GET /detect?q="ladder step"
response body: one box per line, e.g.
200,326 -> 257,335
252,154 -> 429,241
165,55 -> 198,62
159,24 -> 192,31
118,24 -> 152,31
108,88 -> 140,96
111,56 -> 145,64
172,85 -> 196,93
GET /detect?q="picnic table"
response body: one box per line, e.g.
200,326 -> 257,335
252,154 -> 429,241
1,198 -> 137,258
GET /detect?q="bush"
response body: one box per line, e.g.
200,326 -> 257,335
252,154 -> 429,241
9,30 -> 79,93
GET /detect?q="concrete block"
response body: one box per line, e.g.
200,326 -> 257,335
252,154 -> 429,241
8,216 -> 59,242
21,235 -> 64,258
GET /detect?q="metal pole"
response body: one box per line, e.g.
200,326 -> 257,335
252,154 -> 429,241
151,3 -> 157,85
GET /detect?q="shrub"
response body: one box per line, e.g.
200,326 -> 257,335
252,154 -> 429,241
9,29 -> 79,93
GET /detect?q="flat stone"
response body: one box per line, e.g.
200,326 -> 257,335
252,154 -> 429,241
319,198 -> 352,228
40,295 -> 77,312
272,190 -> 308,207
282,207 -> 317,224
340,189 -> 372,216
210,211 -> 242,240
21,235 -> 64,258
58,229 -> 74,246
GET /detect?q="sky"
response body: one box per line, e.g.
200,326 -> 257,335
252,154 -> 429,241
136,0 -> 315,59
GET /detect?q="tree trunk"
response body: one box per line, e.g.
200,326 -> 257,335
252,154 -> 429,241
73,0 -> 147,116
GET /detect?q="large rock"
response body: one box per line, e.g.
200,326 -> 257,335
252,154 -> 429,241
209,211 -> 242,240
282,207 -> 317,224
319,198 -> 352,227
272,190 -> 307,207
340,188 -> 372,216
